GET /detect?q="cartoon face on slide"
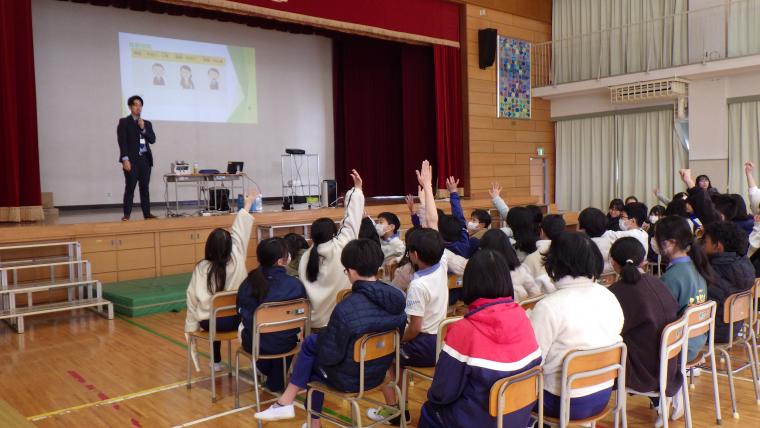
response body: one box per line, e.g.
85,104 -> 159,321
208,68 -> 220,90
152,63 -> 165,86
180,65 -> 194,89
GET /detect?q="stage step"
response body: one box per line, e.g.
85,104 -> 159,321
0,279 -> 98,294
0,255 -> 74,269
0,298 -> 113,334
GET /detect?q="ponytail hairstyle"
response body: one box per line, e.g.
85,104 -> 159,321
506,206 -> 539,254
203,228 -> 233,294
609,237 -> 645,284
654,216 -> 714,285
305,218 -> 338,282
247,238 -> 289,301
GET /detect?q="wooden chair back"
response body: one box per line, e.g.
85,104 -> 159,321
724,290 -> 753,324
448,275 -> 462,290
434,317 -> 463,362
254,299 -> 310,334
353,330 -> 397,363
597,273 -> 617,286
489,366 -> 543,418
685,300 -> 716,338
519,294 -> 545,311
211,291 -> 238,318
564,343 -> 625,390
336,288 -> 352,303
661,315 -> 688,360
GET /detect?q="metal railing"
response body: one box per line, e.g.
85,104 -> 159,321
532,0 -> 760,87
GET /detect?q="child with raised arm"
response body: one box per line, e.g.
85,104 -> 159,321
368,160 -> 450,426
298,170 -> 365,328
185,191 -> 256,369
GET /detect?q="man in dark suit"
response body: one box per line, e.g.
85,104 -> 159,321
117,95 -> 157,221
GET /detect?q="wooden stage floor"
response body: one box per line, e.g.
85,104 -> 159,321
2,310 -> 759,427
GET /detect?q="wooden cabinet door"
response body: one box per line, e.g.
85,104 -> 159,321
160,244 -> 196,267
79,236 -> 117,253
116,233 -> 154,250
160,230 -> 197,247
117,248 -> 155,271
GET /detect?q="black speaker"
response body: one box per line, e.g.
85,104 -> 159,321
209,187 -> 230,211
478,28 -> 497,69
321,180 -> 338,207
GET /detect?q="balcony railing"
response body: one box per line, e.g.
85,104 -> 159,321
531,0 -> 760,88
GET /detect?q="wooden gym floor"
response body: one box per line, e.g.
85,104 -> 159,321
1,310 -> 759,427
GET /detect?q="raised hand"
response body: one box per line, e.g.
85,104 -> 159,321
652,187 -> 660,196
746,161 -> 755,175
416,160 -> 433,189
405,194 -> 416,214
350,169 -> 363,190
446,176 -> 460,194
678,169 -> 695,188
243,189 -> 258,211
489,182 -> 503,199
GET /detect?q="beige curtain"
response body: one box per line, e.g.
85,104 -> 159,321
556,107 -> 685,211
728,0 -> 760,57
552,0 -> 687,84
616,109 -> 686,208
728,100 -> 760,197
556,115 -> 617,211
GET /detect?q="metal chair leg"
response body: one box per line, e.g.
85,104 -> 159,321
227,340 -> 232,378
186,337 -> 193,389
683,374 -> 693,428
252,358 -> 263,428
351,399 -> 363,428
234,351 -> 240,408
210,342 -> 217,403
708,351 -> 722,424
720,348 -> 739,418
745,336 -> 760,403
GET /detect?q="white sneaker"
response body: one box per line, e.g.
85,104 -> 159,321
671,387 -> 685,421
210,362 -> 223,372
690,367 -> 702,377
254,402 -> 295,421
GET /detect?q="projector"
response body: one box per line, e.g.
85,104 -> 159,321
285,148 -> 306,155
171,161 -> 191,175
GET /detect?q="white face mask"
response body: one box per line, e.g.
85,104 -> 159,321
619,218 -> 630,231
375,223 -> 388,237
649,215 -> 659,224
466,221 -> 480,232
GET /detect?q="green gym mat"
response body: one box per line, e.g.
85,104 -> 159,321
102,273 -> 191,317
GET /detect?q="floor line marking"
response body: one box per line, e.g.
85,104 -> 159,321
28,376 -> 209,421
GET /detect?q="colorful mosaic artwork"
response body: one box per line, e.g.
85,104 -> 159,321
497,36 -> 531,119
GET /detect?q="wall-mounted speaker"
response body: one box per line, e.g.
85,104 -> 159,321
478,28 -> 497,69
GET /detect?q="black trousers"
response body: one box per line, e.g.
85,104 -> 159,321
123,155 -> 152,218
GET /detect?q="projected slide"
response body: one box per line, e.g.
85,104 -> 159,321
118,33 -> 257,124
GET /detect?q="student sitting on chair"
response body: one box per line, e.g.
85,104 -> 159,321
529,231 -> 624,421
467,208 -> 492,240
522,214 -> 566,293
254,239 -> 407,427
506,207 -> 540,262
375,211 -> 405,264
298,170 -> 365,329
654,215 -> 711,362
607,237 -> 683,423
606,198 -> 625,231
418,249 -> 542,428
283,233 -> 309,278
185,192 -> 256,370
236,237 -> 307,392
701,221 -> 755,342
368,160 -> 449,425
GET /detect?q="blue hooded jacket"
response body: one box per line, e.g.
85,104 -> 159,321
316,280 -> 407,393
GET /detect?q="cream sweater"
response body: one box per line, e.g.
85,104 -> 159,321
529,276 -> 624,397
298,187 -> 365,328
185,210 -> 254,332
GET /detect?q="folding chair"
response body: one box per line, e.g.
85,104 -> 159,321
490,366 -> 544,428
186,290 -> 238,402
626,314 -> 689,428
683,301 -> 721,426
536,342 -> 628,428
597,272 -> 617,287
307,330 -> 403,428
519,294 -> 545,311
336,288 -> 353,304
234,299 -> 310,421
400,317 -> 463,413
713,290 -> 760,418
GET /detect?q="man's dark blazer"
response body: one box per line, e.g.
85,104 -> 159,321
117,115 -> 156,166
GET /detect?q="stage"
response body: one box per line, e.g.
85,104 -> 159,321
0,196 -> 555,286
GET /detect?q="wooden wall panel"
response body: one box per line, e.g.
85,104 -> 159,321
464,4 -> 554,202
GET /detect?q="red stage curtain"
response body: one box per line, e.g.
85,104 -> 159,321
333,36 -> 436,196
0,0 -> 43,222
433,45 -> 464,190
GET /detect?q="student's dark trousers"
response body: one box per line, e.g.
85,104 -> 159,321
123,155 -> 152,218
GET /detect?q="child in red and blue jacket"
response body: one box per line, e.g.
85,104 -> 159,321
419,249 -> 542,428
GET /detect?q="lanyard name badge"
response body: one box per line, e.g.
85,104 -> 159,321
139,136 -> 146,153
